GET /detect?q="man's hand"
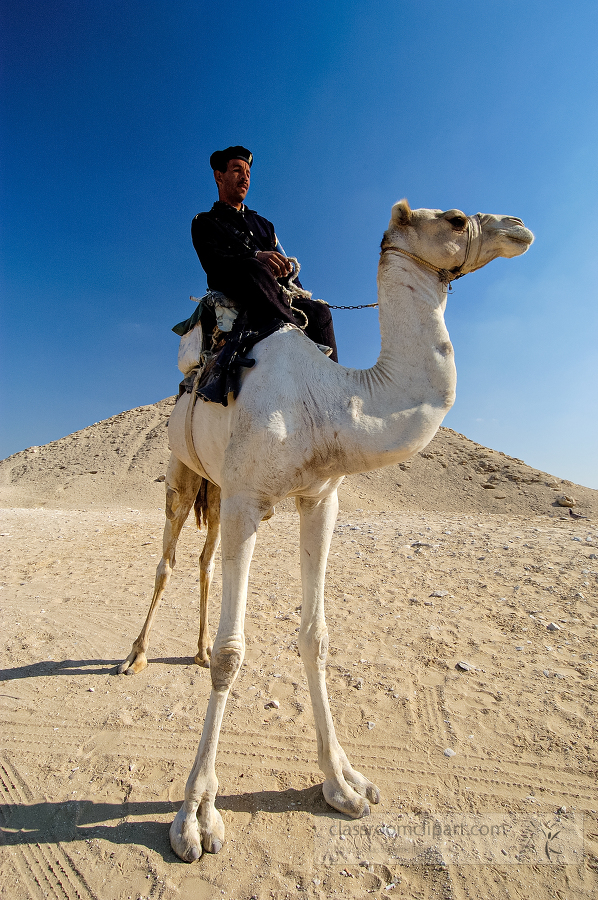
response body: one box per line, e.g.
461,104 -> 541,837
256,250 -> 293,278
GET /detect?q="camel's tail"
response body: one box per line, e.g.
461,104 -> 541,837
193,478 -> 210,530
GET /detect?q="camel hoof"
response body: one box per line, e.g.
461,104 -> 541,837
117,653 -> 148,675
323,777 -> 372,819
169,808 -> 203,863
170,803 -> 224,863
343,765 -> 381,806
367,784 -> 381,805
194,654 -> 211,669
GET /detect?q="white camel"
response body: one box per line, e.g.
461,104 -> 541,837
118,200 -> 533,862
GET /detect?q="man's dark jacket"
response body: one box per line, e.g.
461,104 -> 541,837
191,201 -> 337,358
192,202 -> 279,282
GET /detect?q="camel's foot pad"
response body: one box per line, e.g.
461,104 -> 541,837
323,766 -> 380,819
116,650 -> 148,675
170,804 -> 224,863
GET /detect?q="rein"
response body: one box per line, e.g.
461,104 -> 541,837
381,213 -> 483,293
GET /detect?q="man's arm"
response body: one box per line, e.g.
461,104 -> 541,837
191,214 -> 255,276
193,214 -> 294,280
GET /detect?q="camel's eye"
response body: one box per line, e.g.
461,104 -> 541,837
447,214 -> 467,230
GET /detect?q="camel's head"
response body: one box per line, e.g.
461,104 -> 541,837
382,200 -> 534,282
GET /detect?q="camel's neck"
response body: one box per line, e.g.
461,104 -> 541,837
343,251 -> 457,469
375,251 -> 455,391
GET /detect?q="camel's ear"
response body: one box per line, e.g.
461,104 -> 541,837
390,199 -> 412,228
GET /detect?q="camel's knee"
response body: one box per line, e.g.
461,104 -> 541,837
298,624 -> 329,671
156,557 -> 174,580
210,637 -> 244,691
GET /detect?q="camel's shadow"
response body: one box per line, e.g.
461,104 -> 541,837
0,656 -> 198,681
0,786 -> 333,860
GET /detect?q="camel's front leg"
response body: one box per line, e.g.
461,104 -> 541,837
118,456 -> 202,675
170,494 -> 264,862
297,492 -> 380,818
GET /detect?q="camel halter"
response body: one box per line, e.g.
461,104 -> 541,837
381,213 -> 483,293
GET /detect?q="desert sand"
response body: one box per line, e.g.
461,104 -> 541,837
0,397 -> 597,900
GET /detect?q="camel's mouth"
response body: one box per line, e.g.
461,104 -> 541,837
504,223 -> 534,244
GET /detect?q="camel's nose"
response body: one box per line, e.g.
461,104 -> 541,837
503,216 -> 524,226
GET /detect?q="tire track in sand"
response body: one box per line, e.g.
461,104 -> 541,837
0,758 -> 100,900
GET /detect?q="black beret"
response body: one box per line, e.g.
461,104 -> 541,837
209,146 -> 253,171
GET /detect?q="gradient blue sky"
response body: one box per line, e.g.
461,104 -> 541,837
2,1 -> 597,487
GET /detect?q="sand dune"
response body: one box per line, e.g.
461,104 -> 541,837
0,399 -> 597,900
1,396 -> 596,518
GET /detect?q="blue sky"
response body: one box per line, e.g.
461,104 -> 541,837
2,1 -> 597,487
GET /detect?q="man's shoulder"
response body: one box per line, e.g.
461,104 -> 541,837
193,205 -> 218,223
243,206 -> 274,227
191,208 -> 223,239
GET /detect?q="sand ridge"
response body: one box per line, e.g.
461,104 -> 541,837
0,399 -> 597,899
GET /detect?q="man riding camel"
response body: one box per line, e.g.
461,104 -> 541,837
191,145 -> 338,362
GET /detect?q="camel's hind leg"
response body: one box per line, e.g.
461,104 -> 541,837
195,481 -> 221,667
296,491 -> 380,818
117,455 -> 202,675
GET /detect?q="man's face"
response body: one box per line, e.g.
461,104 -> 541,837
215,158 -> 251,208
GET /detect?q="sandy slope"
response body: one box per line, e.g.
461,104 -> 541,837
0,399 -> 597,900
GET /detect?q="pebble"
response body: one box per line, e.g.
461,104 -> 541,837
354,678 -> 364,690
430,590 -> 448,598
264,699 -> 279,709
543,670 -> 551,677
444,748 -> 456,758
546,622 -> 561,632
365,721 -> 375,729
87,687 -> 95,692
456,661 -> 473,672
423,600 -> 434,607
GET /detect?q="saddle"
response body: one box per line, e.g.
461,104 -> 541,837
173,270 -> 330,407
174,294 -> 286,407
